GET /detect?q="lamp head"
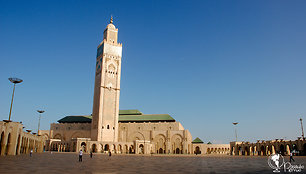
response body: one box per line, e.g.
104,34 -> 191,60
8,77 -> 23,84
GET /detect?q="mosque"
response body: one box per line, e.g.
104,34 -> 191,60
45,18 -> 230,155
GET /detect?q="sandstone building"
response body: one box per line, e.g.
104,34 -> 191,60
46,18 -> 229,155
230,138 -> 306,156
0,121 -> 46,156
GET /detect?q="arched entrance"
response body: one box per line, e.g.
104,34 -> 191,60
81,142 -> 86,152
260,146 -> 265,156
129,145 -> 134,154
5,133 -> 11,155
279,144 -> 285,155
113,144 -> 116,153
176,148 -> 180,154
104,144 -> 109,151
139,144 -> 144,154
0,132 -> 4,155
159,148 -> 163,154
16,135 -> 20,155
92,144 -> 97,153
195,146 -> 201,154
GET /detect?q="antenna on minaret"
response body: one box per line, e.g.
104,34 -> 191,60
110,15 -> 113,24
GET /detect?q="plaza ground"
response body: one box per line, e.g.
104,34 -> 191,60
0,153 -> 305,174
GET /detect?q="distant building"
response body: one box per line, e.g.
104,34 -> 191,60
230,138 -> 306,156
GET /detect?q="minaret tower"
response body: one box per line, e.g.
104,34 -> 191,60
91,17 -> 122,142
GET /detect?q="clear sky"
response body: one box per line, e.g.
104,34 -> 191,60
1,0 -> 306,144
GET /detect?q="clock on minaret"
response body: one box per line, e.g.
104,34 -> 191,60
91,16 -> 123,142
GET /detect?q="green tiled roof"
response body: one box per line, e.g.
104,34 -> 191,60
57,110 -> 175,123
119,114 -> 175,122
192,137 -> 204,144
119,110 -> 142,115
58,115 -> 92,123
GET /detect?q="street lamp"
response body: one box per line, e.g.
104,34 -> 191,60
37,110 -> 45,135
299,118 -> 304,139
7,77 -> 23,121
233,122 -> 239,142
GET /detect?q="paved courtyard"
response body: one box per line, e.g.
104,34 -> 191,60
0,153 -> 305,174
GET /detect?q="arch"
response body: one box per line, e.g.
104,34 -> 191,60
260,145 -> 265,156
171,134 -> 183,154
0,131 -> 4,155
16,134 -> 21,155
53,133 -> 62,140
113,144 -> 116,153
104,144 -> 109,151
92,144 -> 97,153
129,145 -> 134,154
81,142 -> 86,152
279,144 -> 285,155
125,145 -> 128,154
70,132 -> 84,139
118,144 -> 122,153
245,146 -> 250,155
195,146 -> 201,154
154,134 -> 166,154
139,144 -> 144,154
130,131 -> 145,142
5,133 -> 11,155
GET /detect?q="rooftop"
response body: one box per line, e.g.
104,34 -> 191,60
192,137 -> 204,144
57,110 -> 175,123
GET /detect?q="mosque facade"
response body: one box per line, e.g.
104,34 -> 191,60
45,18 -> 230,155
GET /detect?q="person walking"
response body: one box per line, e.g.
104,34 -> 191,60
109,150 -> 112,157
79,149 -> 83,162
290,151 -> 295,163
30,149 -> 33,157
90,151 -> 93,158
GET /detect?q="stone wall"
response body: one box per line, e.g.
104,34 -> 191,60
0,121 -> 46,156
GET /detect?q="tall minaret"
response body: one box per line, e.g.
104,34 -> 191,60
91,17 -> 122,142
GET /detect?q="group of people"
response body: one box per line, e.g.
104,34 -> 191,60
78,149 -> 112,162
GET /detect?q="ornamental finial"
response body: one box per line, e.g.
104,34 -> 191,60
110,15 -> 113,24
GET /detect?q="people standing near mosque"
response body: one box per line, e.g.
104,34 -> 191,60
90,151 -> 93,158
290,151 -> 295,163
109,150 -> 112,157
79,149 -> 83,162
30,149 -> 33,157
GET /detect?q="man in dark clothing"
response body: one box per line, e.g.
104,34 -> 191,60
290,152 -> 295,163
79,149 -> 83,162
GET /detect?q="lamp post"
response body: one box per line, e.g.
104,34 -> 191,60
8,77 -> 23,121
300,118 -> 304,139
233,122 -> 239,142
37,110 -> 45,135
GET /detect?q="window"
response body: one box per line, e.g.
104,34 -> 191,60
107,125 -> 110,129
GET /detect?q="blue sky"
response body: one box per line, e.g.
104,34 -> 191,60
1,0 -> 306,143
